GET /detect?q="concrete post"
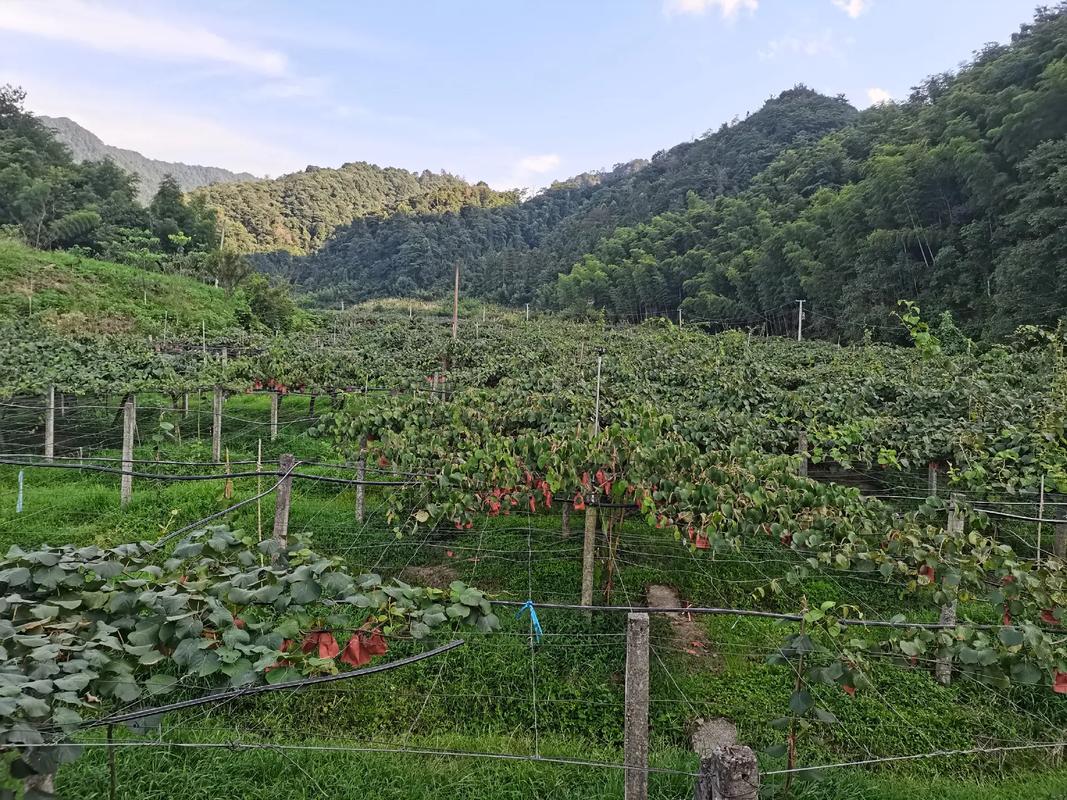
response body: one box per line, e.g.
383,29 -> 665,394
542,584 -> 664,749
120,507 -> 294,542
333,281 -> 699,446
693,745 -> 759,800
272,454 -> 295,564
270,392 -> 280,441
355,435 -> 367,522
927,461 -> 939,497
120,396 -> 135,507
624,612 -> 650,800
211,388 -> 223,462
43,385 -> 55,462
796,430 -> 808,478
581,503 -> 597,616
936,494 -> 963,685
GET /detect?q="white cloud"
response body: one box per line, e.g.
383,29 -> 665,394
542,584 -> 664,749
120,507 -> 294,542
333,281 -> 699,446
664,0 -> 758,19
866,87 -> 892,105
759,31 -> 837,61
0,0 -> 287,75
831,0 -> 870,18
516,154 -> 561,174
253,77 -> 332,101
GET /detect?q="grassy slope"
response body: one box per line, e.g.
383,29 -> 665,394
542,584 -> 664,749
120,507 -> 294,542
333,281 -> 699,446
0,393 -> 1064,798
0,239 -> 247,336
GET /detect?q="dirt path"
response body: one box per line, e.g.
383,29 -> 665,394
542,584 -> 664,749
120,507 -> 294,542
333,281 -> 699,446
400,563 -> 459,589
645,584 -> 736,757
646,583 -> 715,660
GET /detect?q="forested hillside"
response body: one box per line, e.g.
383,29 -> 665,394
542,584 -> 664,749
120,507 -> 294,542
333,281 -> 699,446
553,5 -> 1067,339
0,86 -> 218,270
278,88 -> 856,304
40,115 -> 255,203
194,164 -> 519,255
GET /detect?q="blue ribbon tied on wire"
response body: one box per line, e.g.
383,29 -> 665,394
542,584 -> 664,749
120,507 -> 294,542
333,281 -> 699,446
515,600 -> 543,643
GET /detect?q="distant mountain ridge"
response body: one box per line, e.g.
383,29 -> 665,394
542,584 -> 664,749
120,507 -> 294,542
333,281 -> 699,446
39,115 -> 256,203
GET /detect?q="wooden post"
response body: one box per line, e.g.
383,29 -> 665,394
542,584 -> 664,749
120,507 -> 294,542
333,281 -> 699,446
561,504 -> 571,538
308,393 -> 317,419
270,392 -> 280,441
581,502 -> 597,616
936,494 -> 963,686
43,385 -> 55,462
927,461 -> 939,497
182,392 -> 189,416
211,388 -> 224,462
797,430 -> 808,478
120,397 -> 135,507
693,745 -> 759,800
272,454 -> 295,563
355,435 -> 367,522
624,612 -> 650,800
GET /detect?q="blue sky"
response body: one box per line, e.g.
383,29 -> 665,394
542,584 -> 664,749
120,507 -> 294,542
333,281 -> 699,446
0,0 -> 1039,190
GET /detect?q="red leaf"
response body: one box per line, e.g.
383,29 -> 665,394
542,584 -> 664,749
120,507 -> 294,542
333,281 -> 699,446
695,534 -> 709,550
918,565 -> 936,583
446,550 -> 454,558
340,636 -> 369,667
1054,672 -> 1067,694
1042,609 -> 1059,625
340,630 -> 388,666
842,684 -> 856,697
302,631 -> 340,659
573,493 -> 585,511
318,632 -> 340,660
363,630 -> 388,656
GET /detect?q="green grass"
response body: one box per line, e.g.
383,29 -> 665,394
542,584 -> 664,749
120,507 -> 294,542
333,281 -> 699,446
2,391 -> 1065,797
0,238 -> 249,335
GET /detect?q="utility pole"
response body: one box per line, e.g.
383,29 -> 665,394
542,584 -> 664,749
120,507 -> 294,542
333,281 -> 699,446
452,262 -> 460,341
677,308 -> 682,328
796,299 -> 805,342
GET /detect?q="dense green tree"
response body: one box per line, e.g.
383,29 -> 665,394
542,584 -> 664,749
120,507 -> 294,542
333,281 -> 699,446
278,87 -> 856,305
0,85 -> 218,275
550,4 -> 1067,340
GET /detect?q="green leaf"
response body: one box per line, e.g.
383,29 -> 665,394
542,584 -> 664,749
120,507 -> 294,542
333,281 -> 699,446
409,621 -> 431,640
789,690 -> 814,715
998,627 -> 1024,647
266,667 -> 301,684
814,707 -> 839,724
290,580 -> 322,605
